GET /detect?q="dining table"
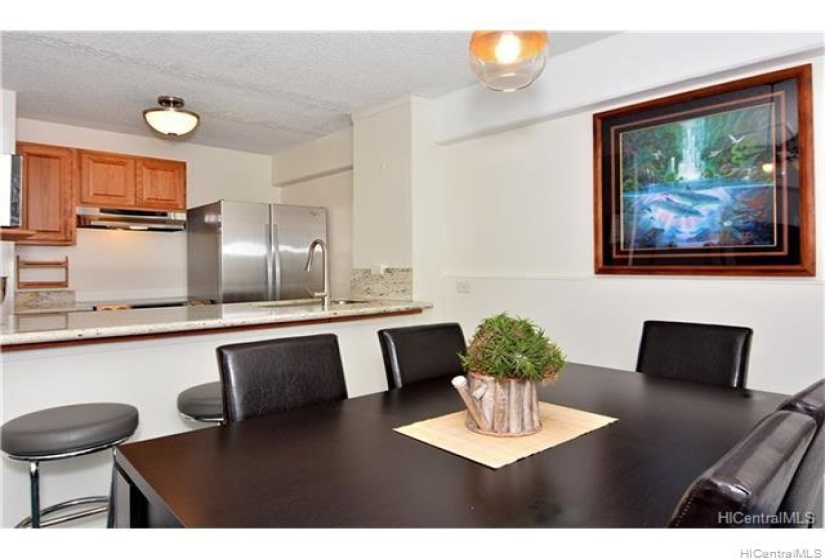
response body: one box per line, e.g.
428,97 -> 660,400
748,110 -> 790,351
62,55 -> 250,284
111,362 -> 789,528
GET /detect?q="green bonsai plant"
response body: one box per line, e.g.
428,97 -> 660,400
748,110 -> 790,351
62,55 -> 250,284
459,312 -> 566,383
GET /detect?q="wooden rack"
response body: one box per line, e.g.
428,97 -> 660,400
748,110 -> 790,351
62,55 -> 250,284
0,228 -> 37,242
16,256 -> 70,289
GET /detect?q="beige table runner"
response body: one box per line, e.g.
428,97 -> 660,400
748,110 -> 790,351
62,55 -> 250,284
394,402 -> 617,469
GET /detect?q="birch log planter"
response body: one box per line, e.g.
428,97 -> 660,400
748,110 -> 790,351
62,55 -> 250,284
454,312 -> 567,437
454,372 -> 543,437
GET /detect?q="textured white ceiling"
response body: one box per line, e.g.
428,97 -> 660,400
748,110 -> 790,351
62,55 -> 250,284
1,31 -> 615,154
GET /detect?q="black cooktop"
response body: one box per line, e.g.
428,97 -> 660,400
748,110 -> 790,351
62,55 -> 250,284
87,297 -> 213,311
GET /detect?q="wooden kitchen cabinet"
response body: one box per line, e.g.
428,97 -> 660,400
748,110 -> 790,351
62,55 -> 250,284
79,150 -> 136,207
78,150 -> 186,211
136,157 -> 186,210
16,142 -> 77,245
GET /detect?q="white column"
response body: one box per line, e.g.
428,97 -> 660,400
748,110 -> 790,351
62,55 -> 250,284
0,90 -> 16,154
351,96 -> 447,307
409,98 -> 445,307
351,97 -> 413,271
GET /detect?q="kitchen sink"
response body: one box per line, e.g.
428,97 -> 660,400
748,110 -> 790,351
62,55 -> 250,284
252,298 -> 369,308
329,299 -> 366,305
251,299 -> 318,308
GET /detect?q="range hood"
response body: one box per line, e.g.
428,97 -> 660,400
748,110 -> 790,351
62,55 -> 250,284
77,206 -> 186,232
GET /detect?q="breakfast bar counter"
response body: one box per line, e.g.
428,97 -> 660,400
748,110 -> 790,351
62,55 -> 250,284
0,299 -> 431,350
0,299 -> 434,527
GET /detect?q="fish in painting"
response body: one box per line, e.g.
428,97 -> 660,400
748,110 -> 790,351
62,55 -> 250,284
665,189 -> 721,208
648,197 -> 704,218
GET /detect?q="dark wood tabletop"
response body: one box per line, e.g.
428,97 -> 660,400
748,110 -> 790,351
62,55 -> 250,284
112,362 -> 788,528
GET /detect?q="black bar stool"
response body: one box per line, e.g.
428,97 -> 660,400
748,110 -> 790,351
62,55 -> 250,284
177,382 -> 223,424
1,402 -> 139,528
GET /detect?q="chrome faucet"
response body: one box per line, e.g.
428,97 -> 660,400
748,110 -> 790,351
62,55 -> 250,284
304,238 -> 330,308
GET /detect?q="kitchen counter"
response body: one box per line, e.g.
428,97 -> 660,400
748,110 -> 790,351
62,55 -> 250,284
13,296 -> 205,315
0,298 -> 436,528
13,303 -> 95,315
0,299 -> 431,349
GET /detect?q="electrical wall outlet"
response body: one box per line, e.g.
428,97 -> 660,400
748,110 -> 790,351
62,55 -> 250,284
455,281 -> 471,294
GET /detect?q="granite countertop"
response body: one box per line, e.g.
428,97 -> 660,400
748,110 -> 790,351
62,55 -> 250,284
13,304 -> 95,315
0,299 -> 432,348
13,296 -> 197,315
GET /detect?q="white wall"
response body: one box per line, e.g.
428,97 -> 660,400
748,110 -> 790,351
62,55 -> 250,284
352,98 -> 412,270
272,128 -> 352,187
15,119 -> 275,301
410,97 -> 445,305
1,90 -> 18,320
436,32 -> 825,144
0,90 -> 16,153
437,57 -> 825,395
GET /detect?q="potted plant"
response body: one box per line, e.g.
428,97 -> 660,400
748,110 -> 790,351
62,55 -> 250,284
451,312 -> 566,436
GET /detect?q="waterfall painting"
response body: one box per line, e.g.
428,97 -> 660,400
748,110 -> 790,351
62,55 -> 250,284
593,65 -> 814,276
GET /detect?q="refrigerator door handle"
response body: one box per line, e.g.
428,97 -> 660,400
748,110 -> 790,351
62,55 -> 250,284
271,223 -> 281,300
265,223 -> 274,301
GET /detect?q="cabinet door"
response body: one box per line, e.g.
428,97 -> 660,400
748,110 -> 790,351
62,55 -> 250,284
136,158 -> 186,210
79,150 -> 136,208
16,142 -> 77,246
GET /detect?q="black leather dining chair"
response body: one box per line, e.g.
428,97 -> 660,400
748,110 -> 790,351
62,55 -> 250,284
668,409 -> 817,528
636,320 -> 753,388
216,334 -> 348,424
776,379 -> 825,527
377,322 -> 467,390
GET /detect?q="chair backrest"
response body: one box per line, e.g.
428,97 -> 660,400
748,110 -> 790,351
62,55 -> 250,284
636,320 -> 753,388
779,379 -> 825,426
776,379 -> 825,527
668,410 -> 816,528
216,334 -> 347,424
378,323 -> 467,390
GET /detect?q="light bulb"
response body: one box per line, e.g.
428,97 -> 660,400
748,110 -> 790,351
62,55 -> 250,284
469,31 -> 549,92
494,33 -> 522,64
143,96 -> 200,138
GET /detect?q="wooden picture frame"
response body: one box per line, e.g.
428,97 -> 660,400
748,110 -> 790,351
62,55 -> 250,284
593,64 -> 815,276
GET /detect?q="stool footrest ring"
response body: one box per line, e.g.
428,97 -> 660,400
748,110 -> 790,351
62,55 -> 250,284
15,496 -> 109,528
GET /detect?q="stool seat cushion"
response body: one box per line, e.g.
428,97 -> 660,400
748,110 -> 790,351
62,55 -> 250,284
1,403 -> 139,458
177,382 -> 223,420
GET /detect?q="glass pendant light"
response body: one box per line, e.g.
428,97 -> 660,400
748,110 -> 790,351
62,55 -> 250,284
143,96 -> 200,137
469,31 -> 549,92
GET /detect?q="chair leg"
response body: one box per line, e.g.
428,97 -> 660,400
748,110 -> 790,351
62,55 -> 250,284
107,448 -> 116,528
27,461 -> 41,528
16,452 -> 117,529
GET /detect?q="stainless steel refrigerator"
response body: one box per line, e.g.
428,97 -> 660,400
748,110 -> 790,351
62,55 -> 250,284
187,200 -> 327,303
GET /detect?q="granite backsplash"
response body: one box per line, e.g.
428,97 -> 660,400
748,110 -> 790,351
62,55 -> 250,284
350,267 -> 412,301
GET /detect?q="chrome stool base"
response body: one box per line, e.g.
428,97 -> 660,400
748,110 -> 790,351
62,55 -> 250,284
7,438 -> 131,528
15,495 -> 109,528
180,413 -> 223,425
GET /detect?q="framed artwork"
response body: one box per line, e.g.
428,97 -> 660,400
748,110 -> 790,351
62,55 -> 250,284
593,64 -> 815,276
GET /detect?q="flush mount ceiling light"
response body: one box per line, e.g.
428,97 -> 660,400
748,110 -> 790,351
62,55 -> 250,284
469,31 -> 549,92
143,96 -> 200,138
